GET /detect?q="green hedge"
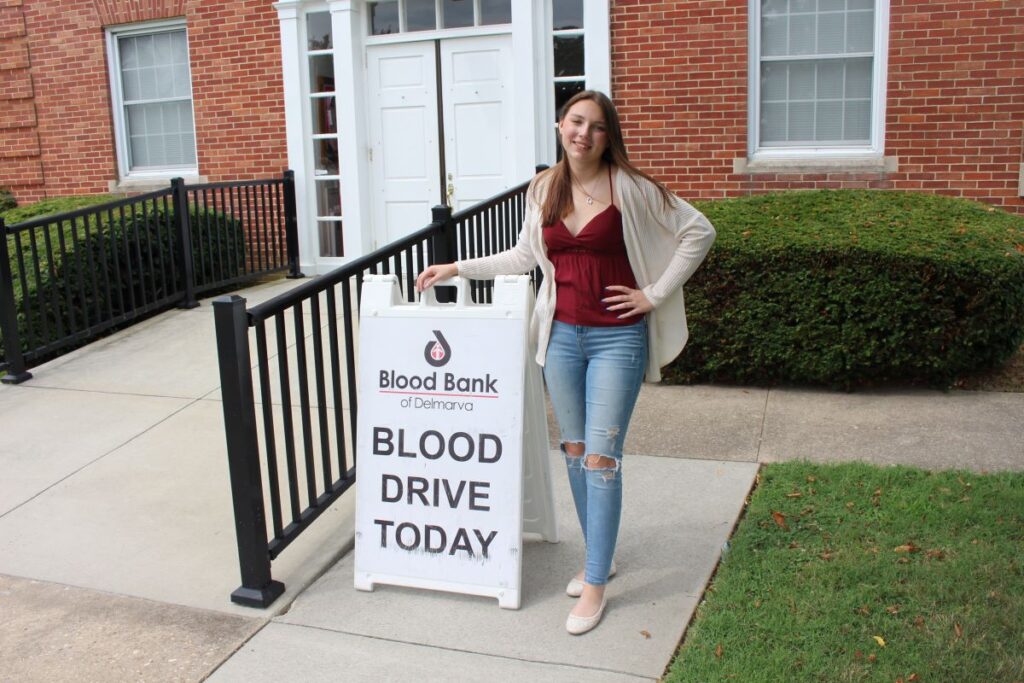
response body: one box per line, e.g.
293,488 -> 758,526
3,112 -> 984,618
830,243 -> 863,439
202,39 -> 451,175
667,190 -> 1024,389
3,197 -> 244,358
0,188 -> 15,212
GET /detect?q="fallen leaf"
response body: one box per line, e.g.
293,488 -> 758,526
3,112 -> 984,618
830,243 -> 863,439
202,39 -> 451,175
896,557 -> 911,564
788,541 -> 801,549
908,674 -> 920,682
820,551 -> 834,561
640,630 -> 651,639
954,623 -> 963,640
868,654 -> 877,663
771,511 -> 788,530
873,635 -> 886,647
806,475 -> 817,483
913,616 -> 925,628
926,549 -> 945,560
854,650 -> 863,660
886,605 -> 901,615
857,605 -> 871,616
893,543 -> 920,554
715,643 -> 724,659
786,491 -> 803,498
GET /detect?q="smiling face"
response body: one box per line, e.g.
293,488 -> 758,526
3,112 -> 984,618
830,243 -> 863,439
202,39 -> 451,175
558,98 -> 609,167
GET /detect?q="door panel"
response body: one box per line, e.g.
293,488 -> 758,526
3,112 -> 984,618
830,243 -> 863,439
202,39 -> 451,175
440,36 -> 515,211
367,42 -> 440,245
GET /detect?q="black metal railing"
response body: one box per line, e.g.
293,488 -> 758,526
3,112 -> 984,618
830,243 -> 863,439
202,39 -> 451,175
0,171 -> 301,383
214,168 -> 542,607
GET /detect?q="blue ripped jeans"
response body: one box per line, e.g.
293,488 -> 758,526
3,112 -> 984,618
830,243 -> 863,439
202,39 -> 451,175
543,319 -> 647,586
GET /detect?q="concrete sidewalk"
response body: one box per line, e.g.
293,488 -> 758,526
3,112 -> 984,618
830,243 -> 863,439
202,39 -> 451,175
1,276 -> 1022,682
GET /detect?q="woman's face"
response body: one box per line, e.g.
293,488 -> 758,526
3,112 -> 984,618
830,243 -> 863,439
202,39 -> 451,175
558,98 -> 609,166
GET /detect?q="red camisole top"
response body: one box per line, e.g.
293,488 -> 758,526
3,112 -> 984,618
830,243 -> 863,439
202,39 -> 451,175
542,167 -> 639,326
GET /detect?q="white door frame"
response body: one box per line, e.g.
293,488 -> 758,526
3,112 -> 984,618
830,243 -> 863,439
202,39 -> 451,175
275,0 -> 611,273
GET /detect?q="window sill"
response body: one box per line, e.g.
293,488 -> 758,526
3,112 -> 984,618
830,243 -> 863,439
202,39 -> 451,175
108,176 -> 208,195
733,156 -> 898,175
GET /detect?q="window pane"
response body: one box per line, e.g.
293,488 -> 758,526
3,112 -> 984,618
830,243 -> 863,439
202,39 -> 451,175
762,0 -> 787,16
818,12 -> 845,52
370,1 -> 399,35
307,12 -> 332,50
845,58 -> 872,98
817,60 -> 844,97
315,180 -> 341,217
848,0 -> 873,9
443,0 -> 473,28
406,0 -> 436,31
791,0 -> 814,12
788,62 -> 815,99
761,102 -> 787,142
480,0 -> 511,25
762,15 -> 788,56
555,80 -> 585,119
309,55 -> 335,93
313,139 -> 339,176
761,62 -> 787,101
552,0 -> 582,30
789,14 -> 816,54
318,220 -> 343,257
787,101 -> 814,140
844,100 -> 870,139
816,100 -> 843,140
311,96 -> 337,135
819,0 -> 844,10
847,10 -> 874,52
553,35 -> 584,77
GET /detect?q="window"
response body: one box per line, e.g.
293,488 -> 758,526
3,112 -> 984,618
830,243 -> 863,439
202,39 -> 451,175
107,20 -> 197,176
753,0 -> 884,154
367,0 -> 511,36
305,11 -> 343,257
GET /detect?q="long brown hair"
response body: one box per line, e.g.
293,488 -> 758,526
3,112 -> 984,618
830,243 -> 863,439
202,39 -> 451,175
539,90 -> 673,227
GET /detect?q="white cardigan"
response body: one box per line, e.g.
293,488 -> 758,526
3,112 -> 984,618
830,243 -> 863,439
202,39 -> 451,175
456,166 -> 716,382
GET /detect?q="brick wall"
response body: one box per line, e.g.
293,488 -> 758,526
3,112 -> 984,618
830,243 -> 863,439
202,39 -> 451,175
611,0 -> 1024,213
1,0 -> 287,204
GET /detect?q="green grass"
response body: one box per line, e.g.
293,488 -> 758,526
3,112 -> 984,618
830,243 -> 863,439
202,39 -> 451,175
666,462 -> 1024,682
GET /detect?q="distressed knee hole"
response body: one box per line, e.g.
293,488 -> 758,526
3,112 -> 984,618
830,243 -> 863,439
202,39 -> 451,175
603,426 -> 621,440
584,454 -> 619,482
563,441 -> 585,457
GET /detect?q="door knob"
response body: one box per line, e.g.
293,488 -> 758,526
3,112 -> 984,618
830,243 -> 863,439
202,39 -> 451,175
446,173 -> 455,206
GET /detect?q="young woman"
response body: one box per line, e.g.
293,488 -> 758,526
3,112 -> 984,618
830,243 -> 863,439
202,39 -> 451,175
415,90 -> 715,635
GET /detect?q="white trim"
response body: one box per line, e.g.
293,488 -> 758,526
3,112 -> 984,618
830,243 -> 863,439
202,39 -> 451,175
105,18 -> 198,181
276,0 -> 317,273
512,2 -> 541,178
747,0 -> 890,162
332,0 -> 372,260
583,0 -> 610,94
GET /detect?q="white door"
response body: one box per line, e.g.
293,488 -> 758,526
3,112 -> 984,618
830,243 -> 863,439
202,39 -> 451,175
440,36 -> 516,211
366,36 -> 516,245
367,42 -> 441,245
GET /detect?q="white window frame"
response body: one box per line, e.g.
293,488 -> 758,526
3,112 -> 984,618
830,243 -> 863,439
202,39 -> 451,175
105,18 -> 199,180
747,0 -> 890,161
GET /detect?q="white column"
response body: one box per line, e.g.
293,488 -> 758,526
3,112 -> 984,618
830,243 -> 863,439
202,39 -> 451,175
584,0 -> 611,95
274,1 -> 315,273
330,0 -> 373,258
511,1 -> 542,175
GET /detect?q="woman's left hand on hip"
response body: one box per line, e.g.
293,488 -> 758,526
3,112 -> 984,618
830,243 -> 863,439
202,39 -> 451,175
603,285 -> 653,318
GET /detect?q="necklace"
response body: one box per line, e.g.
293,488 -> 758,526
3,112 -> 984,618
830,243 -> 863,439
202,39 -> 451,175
572,168 -> 603,205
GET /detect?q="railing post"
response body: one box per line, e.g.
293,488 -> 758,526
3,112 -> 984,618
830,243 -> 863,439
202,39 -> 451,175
172,177 -> 199,309
428,204 -> 455,303
0,219 -> 31,384
214,294 -> 284,608
283,170 -> 304,279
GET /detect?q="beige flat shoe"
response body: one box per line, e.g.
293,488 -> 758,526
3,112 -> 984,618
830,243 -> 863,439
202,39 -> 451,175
566,598 -> 608,635
566,561 -> 616,597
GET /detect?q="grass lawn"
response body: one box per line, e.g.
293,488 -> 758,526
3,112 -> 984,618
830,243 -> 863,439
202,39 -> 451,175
666,462 -> 1024,682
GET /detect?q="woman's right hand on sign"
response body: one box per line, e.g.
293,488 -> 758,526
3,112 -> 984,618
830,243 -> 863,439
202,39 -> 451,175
416,263 -> 459,292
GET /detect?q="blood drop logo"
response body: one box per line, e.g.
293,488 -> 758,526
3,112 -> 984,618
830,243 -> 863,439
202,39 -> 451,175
424,330 -> 451,367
